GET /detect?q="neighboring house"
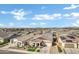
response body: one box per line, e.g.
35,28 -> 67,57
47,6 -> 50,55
29,37 -> 52,53
60,35 -> 78,48
27,37 -> 52,48
9,33 -> 35,47
0,31 -> 13,43
0,30 -> 21,45
9,32 -> 52,49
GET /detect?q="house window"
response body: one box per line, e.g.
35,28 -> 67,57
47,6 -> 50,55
32,43 -> 35,47
65,44 -> 74,48
40,41 -> 46,47
24,42 -> 28,46
66,40 -> 72,42
36,43 -> 39,47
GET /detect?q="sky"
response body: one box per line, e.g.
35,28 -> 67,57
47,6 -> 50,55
0,4 -> 79,28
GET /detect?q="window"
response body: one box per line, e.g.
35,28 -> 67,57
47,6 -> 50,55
66,40 -> 72,42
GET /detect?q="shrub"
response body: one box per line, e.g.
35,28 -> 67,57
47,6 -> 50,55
0,39 -> 9,45
27,47 -> 37,52
37,49 -> 40,52
57,46 -> 62,52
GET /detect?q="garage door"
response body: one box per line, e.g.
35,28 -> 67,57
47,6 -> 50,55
65,44 -> 75,48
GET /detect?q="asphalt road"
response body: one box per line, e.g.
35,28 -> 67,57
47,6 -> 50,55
0,50 -> 26,54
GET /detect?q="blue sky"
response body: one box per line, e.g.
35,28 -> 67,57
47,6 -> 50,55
0,4 -> 79,28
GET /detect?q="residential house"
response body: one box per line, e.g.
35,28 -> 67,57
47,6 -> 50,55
60,35 -> 77,48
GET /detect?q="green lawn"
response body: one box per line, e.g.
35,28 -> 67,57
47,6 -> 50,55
0,39 -> 9,47
27,47 -> 37,52
27,46 -> 40,52
0,43 -> 8,47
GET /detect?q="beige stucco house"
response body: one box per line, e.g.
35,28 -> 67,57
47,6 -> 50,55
60,35 -> 78,48
9,32 -> 52,49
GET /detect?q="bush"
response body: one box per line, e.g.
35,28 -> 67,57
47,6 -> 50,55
0,39 -> 9,45
27,47 -> 37,52
0,42 -> 4,45
4,39 -> 10,43
57,46 -> 62,52
36,48 -> 40,52
37,49 -> 40,52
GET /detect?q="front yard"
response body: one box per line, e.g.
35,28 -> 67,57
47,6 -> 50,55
0,42 -> 8,47
9,45 -> 41,52
0,39 -> 10,47
27,47 -> 40,52
27,47 -> 37,52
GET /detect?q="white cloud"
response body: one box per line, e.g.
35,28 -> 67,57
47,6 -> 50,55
9,23 -> 14,26
63,12 -> 79,20
39,22 -> 46,25
0,23 -> 4,27
15,24 -> 30,28
70,12 -> 79,19
64,4 -> 79,10
32,14 -> 61,20
33,14 -> 54,20
0,23 -> 15,28
0,23 -> 8,27
71,13 -> 79,17
63,14 -> 70,17
72,20 -> 79,27
29,23 -> 37,25
0,9 -> 27,20
29,22 -> 46,27
1,11 -> 8,14
10,9 -> 26,20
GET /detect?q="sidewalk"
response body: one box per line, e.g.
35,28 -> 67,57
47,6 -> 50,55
0,44 -> 40,54
0,48 -> 40,54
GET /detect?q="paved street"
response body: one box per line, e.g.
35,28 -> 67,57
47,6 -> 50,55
0,50 -> 26,54
0,44 -> 36,54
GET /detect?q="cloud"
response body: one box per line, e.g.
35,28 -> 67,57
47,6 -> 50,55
29,23 -> 37,25
20,25 -> 30,28
70,12 -> 79,19
39,22 -> 46,25
0,23 -> 8,27
0,23 -> 4,27
29,22 -> 46,27
63,12 -> 79,20
10,9 -> 26,20
0,9 -> 27,20
9,23 -> 14,26
1,11 -> 8,14
72,20 -> 79,27
71,13 -> 79,17
32,14 -> 61,20
63,14 -> 70,17
64,4 -> 79,10
0,23 -> 15,28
